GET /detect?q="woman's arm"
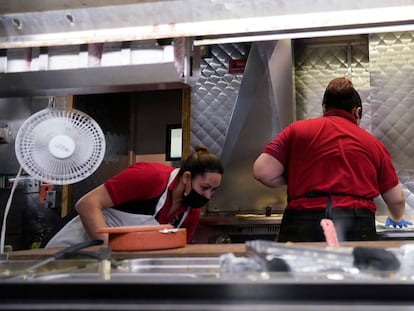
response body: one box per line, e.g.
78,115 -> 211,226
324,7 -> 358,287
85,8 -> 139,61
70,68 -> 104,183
253,153 -> 286,188
75,184 -> 114,244
381,184 -> 405,222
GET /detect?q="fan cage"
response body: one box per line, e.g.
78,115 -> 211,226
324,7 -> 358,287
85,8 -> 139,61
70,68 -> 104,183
15,108 -> 106,185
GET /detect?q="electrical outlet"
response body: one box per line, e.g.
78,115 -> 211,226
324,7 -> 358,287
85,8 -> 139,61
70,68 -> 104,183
0,123 -> 9,144
45,190 -> 56,208
24,179 -> 41,193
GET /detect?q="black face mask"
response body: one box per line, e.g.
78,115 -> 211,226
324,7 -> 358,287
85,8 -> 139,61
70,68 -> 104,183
183,188 -> 209,208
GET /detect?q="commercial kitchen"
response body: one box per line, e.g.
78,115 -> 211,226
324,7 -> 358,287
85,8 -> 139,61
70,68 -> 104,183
1,0 -> 414,310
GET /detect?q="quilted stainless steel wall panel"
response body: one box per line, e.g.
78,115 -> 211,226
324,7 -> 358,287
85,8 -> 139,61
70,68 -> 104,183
294,36 -> 370,122
192,41 -> 293,214
195,32 -> 414,216
294,33 -> 414,215
191,43 -> 250,158
369,32 -> 414,214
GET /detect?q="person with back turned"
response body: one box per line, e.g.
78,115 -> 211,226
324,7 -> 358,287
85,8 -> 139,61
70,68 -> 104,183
253,77 -> 411,242
44,145 -> 223,247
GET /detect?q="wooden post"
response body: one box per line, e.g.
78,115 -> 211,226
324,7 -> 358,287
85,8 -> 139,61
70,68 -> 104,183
60,95 -> 74,217
181,86 -> 191,159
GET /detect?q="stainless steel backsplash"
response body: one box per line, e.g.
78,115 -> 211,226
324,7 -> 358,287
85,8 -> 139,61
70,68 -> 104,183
192,32 -> 414,217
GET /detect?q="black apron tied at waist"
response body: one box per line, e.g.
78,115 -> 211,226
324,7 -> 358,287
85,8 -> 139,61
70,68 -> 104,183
303,191 -> 333,219
293,191 -> 374,220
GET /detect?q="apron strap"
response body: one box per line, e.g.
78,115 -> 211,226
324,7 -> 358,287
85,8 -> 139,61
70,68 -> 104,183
292,191 -> 373,220
154,168 -> 180,216
154,167 -> 189,228
175,207 -> 190,228
303,191 -> 373,201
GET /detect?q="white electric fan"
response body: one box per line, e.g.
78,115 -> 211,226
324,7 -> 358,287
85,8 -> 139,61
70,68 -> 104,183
1,97 -> 106,254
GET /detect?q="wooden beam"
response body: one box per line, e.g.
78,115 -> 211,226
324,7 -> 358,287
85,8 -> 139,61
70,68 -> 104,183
60,95 -> 74,217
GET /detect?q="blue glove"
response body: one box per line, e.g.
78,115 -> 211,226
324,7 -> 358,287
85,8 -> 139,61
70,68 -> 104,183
385,217 -> 413,228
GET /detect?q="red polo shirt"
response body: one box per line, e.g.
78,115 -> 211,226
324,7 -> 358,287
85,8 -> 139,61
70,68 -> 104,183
263,109 -> 399,213
104,162 -> 201,242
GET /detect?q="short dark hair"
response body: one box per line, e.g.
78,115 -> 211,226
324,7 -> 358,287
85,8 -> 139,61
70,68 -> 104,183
179,145 -> 224,177
322,77 -> 362,117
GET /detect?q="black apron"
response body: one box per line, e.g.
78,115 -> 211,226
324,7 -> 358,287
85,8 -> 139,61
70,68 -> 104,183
277,191 -> 377,243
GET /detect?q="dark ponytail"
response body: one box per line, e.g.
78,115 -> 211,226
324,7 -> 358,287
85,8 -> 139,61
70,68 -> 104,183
179,145 -> 224,177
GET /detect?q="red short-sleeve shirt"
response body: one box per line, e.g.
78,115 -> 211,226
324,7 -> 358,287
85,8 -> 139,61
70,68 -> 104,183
104,162 -> 201,242
263,109 -> 399,213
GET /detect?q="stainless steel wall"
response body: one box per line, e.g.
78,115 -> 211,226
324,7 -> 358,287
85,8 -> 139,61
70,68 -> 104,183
0,98 -> 31,175
0,97 -> 54,175
369,32 -> 414,216
192,41 -> 293,215
192,32 -> 414,217
0,97 -> 63,250
294,33 -> 414,216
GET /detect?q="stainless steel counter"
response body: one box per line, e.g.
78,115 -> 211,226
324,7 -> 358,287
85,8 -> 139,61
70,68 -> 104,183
3,241 -> 414,310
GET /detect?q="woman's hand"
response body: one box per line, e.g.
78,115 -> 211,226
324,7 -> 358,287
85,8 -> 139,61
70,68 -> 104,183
385,217 -> 413,228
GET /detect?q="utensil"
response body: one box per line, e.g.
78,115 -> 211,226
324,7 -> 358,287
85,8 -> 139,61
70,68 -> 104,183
320,218 -> 339,247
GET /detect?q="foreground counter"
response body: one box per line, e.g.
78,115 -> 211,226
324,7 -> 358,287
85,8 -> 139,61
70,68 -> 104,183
2,241 -> 414,311
7,240 -> 413,260
7,243 -> 248,260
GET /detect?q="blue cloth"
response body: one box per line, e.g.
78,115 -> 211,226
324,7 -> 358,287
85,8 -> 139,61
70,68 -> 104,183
385,217 -> 413,228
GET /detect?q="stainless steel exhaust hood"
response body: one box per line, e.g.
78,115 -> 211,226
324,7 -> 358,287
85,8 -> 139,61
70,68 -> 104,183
0,0 -> 413,96
0,39 -> 187,97
1,0 -> 414,48
0,62 -> 186,97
